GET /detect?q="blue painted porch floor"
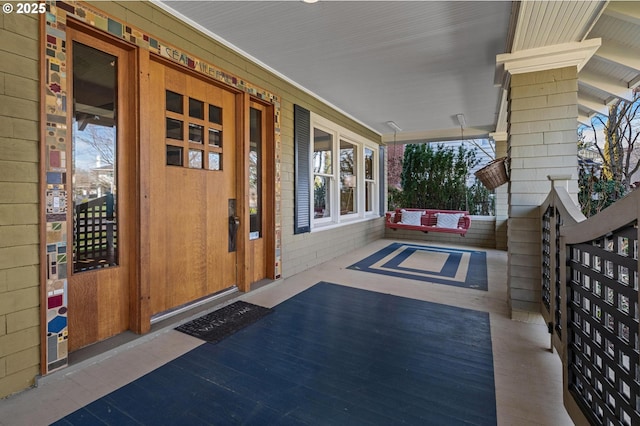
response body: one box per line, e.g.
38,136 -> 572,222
55,282 -> 496,425
0,240 -> 573,425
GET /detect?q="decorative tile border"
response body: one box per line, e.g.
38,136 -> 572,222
42,0 -> 282,373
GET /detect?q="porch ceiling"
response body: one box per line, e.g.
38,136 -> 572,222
157,1 -> 640,144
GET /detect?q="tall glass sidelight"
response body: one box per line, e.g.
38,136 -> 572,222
72,42 -> 119,272
249,107 -> 262,239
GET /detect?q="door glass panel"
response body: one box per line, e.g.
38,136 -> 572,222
165,90 -> 183,114
209,128 -> 221,147
189,123 -> 203,144
72,42 -> 118,272
166,118 -> 183,140
249,107 -> 262,239
189,97 -> 204,119
189,149 -> 203,169
166,145 -> 183,166
208,152 -> 221,171
209,104 -> 222,125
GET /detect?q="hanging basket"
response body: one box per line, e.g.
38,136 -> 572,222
475,157 -> 508,190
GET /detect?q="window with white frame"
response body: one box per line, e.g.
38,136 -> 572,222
309,113 -> 377,229
313,127 -> 333,221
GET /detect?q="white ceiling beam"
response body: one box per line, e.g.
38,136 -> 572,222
603,2 -> 640,26
628,75 -> 640,89
578,112 -> 592,126
381,127 -> 490,145
577,94 -> 609,116
579,69 -> 634,102
594,40 -> 640,72
496,38 -> 601,83
494,89 -> 508,134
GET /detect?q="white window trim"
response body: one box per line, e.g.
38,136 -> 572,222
310,112 -> 378,231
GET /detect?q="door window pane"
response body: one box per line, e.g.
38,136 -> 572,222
166,118 -> 183,140
166,90 -> 183,114
209,104 -> 222,124
209,128 -> 221,147
189,149 -> 203,169
208,152 -> 221,171
72,42 -> 119,272
189,123 -> 203,144
189,97 -> 204,119
166,145 -> 183,166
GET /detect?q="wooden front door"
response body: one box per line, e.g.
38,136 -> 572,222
67,29 -> 136,351
147,59 -> 238,315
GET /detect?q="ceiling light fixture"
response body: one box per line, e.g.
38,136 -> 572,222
386,121 -> 402,133
302,0 -> 318,3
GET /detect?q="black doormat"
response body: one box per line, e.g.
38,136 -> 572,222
175,301 -> 272,343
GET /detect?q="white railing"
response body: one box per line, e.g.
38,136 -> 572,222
540,185 -> 640,425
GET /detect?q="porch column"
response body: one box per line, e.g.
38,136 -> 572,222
489,132 -> 508,251
506,66 -> 581,313
496,39 -> 600,315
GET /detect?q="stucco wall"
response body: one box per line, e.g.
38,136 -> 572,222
0,9 -> 41,397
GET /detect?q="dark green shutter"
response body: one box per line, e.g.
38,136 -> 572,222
294,105 -> 311,234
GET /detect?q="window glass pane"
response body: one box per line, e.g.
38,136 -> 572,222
165,90 -> 183,114
313,128 -> 332,174
72,42 -> 119,272
366,181 -> 374,212
340,140 -> 357,215
365,147 -> 374,212
208,152 -> 221,171
209,104 -> 222,124
166,118 -> 183,140
365,147 -> 374,179
249,107 -> 262,238
189,123 -> 203,144
166,145 -> 183,166
189,149 -> 203,169
314,176 -> 331,219
209,128 -> 222,147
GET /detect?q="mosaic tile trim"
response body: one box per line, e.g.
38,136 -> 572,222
43,1 -> 69,374
42,0 -> 283,373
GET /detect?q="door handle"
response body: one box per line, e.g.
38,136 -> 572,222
228,215 -> 240,252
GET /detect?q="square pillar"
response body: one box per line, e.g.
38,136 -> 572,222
507,66 -> 579,314
490,132 -> 508,250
